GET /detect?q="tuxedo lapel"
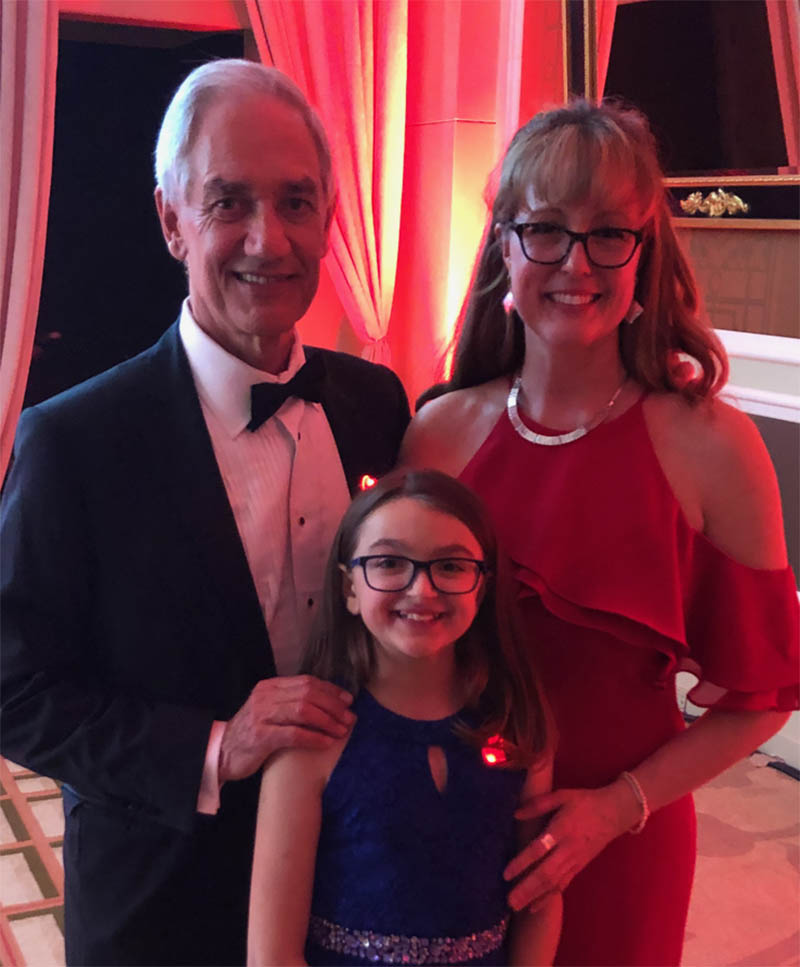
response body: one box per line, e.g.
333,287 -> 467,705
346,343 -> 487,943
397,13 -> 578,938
310,347 -> 397,493
112,333 -> 402,703
132,324 -> 277,698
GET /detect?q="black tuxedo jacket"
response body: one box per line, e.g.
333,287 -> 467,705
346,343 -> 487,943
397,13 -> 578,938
0,322 -> 410,965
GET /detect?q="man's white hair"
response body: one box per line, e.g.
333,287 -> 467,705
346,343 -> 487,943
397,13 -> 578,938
154,59 -> 335,212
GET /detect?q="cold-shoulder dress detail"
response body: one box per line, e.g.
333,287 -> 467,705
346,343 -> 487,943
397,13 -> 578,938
462,396 -> 799,712
460,396 -> 799,966
305,689 -> 526,966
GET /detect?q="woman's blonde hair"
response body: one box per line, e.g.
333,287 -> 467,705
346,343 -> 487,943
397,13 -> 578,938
449,99 -> 727,399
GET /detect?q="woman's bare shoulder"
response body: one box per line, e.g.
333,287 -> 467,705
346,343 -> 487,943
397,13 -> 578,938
644,393 -> 786,568
400,379 -> 508,476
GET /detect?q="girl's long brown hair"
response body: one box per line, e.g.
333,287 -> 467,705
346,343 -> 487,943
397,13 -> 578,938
301,469 -> 549,766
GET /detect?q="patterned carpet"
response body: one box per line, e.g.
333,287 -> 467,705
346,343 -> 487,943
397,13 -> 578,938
0,754 -> 797,966
0,759 -> 63,966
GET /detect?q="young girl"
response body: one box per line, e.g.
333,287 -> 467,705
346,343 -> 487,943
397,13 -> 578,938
247,469 -> 561,966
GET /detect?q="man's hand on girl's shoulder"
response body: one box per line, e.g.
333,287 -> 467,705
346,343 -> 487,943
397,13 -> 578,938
219,676 -> 355,783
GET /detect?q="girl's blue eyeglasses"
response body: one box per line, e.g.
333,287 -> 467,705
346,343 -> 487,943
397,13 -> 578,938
348,555 -> 487,594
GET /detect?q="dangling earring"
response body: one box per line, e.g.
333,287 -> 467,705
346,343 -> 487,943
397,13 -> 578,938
623,299 -> 643,325
503,291 -> 515,317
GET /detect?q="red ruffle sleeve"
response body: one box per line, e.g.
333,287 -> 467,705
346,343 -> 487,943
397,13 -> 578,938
461,400 -> 800,713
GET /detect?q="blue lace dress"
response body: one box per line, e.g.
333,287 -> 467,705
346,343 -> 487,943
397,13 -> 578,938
305,689 -> 526,966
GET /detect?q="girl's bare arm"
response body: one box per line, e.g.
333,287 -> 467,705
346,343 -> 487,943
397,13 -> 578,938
247,741 -> 343,966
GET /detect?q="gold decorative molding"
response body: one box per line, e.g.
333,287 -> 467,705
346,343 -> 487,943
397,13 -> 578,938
665,174 -> 800,187
680,189 -> 750,217
561,0 -> 569,104
584,0 -> 597,103
563,0 -> 595,100
673,218 -> 800,231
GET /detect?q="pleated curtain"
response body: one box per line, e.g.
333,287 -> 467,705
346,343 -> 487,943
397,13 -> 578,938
246,0 -> 408,365
766,0 -> 800,171
0,0 -> 58,478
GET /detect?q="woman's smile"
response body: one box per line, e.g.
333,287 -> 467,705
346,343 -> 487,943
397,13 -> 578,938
503,191 -> 642,349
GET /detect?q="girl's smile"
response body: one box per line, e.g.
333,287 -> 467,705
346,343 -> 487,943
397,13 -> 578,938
343,497 -> 485,667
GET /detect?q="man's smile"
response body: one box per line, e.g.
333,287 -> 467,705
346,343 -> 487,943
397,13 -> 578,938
232,270 -> 297,285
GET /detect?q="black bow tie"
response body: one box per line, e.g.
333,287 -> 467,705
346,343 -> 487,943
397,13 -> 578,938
247,355 -> 325,432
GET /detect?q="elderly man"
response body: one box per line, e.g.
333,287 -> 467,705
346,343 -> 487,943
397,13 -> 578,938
1,60 -> 409,966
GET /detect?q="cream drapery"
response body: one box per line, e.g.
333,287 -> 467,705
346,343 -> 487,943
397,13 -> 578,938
766,0 -> 800,171
246,0 -> 407,365
596,0 -> 618,97
0,0 -> 58,478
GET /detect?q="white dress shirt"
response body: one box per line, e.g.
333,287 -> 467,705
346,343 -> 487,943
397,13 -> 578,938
178,301 -> 351,810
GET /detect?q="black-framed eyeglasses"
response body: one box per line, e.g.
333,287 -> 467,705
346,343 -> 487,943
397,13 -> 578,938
506,222 -> 643,268
348,555 -> 487,594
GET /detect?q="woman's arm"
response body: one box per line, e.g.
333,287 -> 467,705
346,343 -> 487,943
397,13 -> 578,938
505,706 -> 790,910
247,742 -> 342,966
509,756 -> 563,964
504,399 -> 795,911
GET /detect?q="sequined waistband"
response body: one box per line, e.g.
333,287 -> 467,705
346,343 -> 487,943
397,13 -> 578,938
308,914 -> 509,964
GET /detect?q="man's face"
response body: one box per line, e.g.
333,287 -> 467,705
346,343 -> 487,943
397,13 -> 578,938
156,93 -> 330,372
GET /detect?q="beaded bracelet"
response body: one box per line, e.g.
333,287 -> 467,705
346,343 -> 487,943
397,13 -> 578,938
620,770 -> 649,834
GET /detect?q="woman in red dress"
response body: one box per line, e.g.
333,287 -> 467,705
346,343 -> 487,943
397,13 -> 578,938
402,100 -> 799,965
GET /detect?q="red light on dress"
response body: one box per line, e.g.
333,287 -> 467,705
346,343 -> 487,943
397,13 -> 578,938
481,734 -> 508,766
359,474 -> 378,491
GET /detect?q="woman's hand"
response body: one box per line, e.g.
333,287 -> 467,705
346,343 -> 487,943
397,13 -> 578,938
505,778 -> 641,911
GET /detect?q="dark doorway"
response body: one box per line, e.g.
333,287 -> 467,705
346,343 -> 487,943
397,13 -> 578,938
25,22 -> 245,407
605,0 -> 787,175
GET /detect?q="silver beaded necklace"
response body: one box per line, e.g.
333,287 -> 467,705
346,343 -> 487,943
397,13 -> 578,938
506,373 -> 626,446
